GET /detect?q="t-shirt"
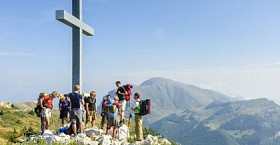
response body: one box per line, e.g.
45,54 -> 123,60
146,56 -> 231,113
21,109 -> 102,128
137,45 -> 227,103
116,87 -> 126,101
69,92 -> 82,109
113,102 -> 120,112
132,99 -> 140,114
43,95 -> 53,109
86,97 -> 96,111
59,98 -> 69,109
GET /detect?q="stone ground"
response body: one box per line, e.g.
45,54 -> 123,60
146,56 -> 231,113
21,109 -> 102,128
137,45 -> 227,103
26,125 -> 171,145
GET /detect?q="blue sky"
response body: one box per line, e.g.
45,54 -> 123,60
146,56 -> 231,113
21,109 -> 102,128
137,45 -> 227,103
1,0 -> 280,104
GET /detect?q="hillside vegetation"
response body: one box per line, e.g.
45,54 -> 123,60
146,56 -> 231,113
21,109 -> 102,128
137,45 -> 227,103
0,102 -> 61,143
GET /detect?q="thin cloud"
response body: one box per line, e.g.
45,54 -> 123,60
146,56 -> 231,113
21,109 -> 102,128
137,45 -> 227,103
0,52 -> 11,56
245,61 -> 280,68
0,52 -> 37,57
152,29 -> 164,38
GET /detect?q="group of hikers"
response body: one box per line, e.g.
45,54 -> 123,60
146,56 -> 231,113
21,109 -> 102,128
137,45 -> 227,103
37,81 -> 144,141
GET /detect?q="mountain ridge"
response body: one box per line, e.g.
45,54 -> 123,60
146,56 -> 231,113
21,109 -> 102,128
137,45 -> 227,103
150,98 -> 280,145
104,77 -> 235,125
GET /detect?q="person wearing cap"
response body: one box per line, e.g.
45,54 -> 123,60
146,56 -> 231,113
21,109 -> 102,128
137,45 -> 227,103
115,81 -> 128,125
131,93 -> 144,141
40,91 -> 58,131
85,91 -> 97,128
106,96 -> 120,139
68,85 -> 84,135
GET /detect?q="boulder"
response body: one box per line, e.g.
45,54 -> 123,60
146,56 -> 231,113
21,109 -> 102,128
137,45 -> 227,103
91,141 -> 100,145
42,130 -> 54,144
112,140 -> 121,145
42,130 -> 54,137
275,131 -> 280,139
53,135 -> 62,142
159,138 -> 171,145
98,135 -> 112,145
117,124 -> 130,143
140,134 -> 158,145
26,135 -> 39,143
58,133 -> 71,143
85,126 -> 104,136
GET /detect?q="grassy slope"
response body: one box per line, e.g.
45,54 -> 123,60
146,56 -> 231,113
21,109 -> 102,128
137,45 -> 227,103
0,105 -> 60,144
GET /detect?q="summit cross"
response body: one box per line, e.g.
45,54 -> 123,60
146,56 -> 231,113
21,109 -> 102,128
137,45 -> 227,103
56,0 -> 94,92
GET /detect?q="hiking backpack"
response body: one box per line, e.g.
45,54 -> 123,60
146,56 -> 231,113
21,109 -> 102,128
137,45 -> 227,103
34,93 -> 44,117
123,84 -> 133,101
103,104 -> 118,119
137,99 -> 151,116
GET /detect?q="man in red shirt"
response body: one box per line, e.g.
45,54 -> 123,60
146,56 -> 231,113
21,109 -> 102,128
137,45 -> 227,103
40,91 -> 58,131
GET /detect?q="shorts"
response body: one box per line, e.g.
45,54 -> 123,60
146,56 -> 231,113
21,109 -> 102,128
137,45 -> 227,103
107,117 -> 119,127
60,108 -> 69,119
120,100 -> 126,112
70,109 -> 83,124
43,108 -> 52,118
86,110 -> 96,122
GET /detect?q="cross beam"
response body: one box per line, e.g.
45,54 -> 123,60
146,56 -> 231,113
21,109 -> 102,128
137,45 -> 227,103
56,10 -> 94,36
56,0 -> 94,92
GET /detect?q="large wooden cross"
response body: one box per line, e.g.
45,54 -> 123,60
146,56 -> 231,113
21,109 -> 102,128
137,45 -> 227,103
56,0 -> 94,92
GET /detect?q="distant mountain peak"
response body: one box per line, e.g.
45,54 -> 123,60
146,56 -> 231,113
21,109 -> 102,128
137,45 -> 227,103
141,77 -> 199,89
128,77 -> 235,125
140,77 -> 176,86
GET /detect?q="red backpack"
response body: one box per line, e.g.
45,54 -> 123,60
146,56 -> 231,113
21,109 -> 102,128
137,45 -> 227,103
123,84 -> 133,101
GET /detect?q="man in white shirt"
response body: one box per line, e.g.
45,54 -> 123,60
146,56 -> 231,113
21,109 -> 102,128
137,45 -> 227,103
131,93 -> 143,141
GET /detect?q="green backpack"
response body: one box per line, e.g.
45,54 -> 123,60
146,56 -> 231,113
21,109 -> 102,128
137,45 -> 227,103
103,105 -> 118,119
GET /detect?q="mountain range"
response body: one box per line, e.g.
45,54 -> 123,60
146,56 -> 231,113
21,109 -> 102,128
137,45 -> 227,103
8,77 -> 277,145
107,77 -> 235,124
106,77 -> 280,145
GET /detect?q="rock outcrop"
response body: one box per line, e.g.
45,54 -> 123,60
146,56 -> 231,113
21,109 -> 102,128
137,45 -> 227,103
25,125 -> 171,145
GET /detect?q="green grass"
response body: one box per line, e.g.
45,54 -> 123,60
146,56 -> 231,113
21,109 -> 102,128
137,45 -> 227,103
0,106 -> 61,144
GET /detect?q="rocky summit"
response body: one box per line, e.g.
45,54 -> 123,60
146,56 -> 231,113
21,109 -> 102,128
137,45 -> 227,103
26,125 -> 171,145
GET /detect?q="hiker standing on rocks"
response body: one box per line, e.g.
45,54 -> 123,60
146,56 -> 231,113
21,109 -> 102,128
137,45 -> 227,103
105,96 -> 120,140
40,91 -> 58,131
131,93 -> 144,141
68,85 -> 84,135
100,95 -> 108,129
85,91 -> 97,128
59,94 -> 70,127
115,81 -> 127,125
